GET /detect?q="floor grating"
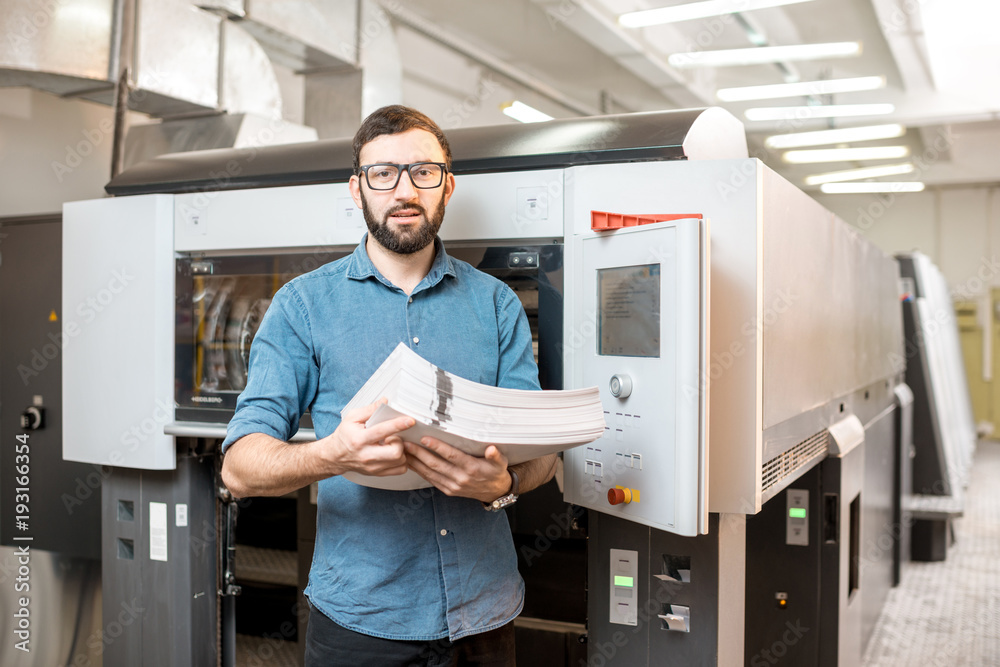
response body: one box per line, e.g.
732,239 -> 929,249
863,439 -> 1000,666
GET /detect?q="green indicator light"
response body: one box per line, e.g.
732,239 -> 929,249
614,575 -> 634,588
789,508 -> 807,519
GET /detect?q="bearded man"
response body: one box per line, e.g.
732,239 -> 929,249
221,105 -> 556,666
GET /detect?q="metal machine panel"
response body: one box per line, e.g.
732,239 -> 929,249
587,514 -> 736,666
174,183 -> 357,252
100,455 -> 218,666
62,195 -> 175,469
564,219 -> 708,536
443,170 -> 564,242
104,108 -> 743,197
820,443 -> 866,667
173,170 -> 565,254
761,168 -> 903,432
565,159 -> 762,515
0,218 -> 102,558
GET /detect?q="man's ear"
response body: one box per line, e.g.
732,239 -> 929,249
442,172 -> 456,206
348,174 -> 363,208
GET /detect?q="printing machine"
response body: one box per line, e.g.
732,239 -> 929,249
60,107 -> 910,666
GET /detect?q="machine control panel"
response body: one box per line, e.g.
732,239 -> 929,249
786,489 -> 809,546
609,549 -> 639,626
564,218 -> 709,536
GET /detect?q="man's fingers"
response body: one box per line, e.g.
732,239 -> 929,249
363,415 -> 415,442
343,397 -> 388,424
417,436 -> 473,464
483,445 -> 508,468
371,464 -> 409,477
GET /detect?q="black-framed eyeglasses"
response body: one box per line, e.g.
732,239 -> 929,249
358,162 -> 448,191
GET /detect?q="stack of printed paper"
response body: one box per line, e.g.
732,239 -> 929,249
342,343 -> 606,490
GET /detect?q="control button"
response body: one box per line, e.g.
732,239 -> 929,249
609,374 -> 632,399
608,487 -> 633,505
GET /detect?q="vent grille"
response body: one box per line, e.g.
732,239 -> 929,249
761,430 -> 829,497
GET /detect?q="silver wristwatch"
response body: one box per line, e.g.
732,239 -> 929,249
483,469 -> 520,511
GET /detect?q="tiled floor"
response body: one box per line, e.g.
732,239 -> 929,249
863,440 -> 1000,666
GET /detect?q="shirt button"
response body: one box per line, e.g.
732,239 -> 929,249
439,529 -> 447,536
408,297 -> 413,303
413,336 -> 419,344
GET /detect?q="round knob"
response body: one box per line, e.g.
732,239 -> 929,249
609,374 -> 632,398
608,487 -> 632,505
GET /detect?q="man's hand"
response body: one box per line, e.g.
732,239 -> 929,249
404,437 -> 512,502
319,399 -> 414,477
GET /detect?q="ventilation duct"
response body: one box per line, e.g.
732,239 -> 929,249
198,0 -> 359,70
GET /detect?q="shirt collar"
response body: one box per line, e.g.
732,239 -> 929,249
346,234 -> 457,290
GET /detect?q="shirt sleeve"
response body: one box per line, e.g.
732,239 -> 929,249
495,284 -> 542,391
221,283 -> 319,452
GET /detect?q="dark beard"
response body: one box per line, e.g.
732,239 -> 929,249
360,190 -> 446,255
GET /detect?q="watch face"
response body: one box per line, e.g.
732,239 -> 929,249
487,494 -> 518,511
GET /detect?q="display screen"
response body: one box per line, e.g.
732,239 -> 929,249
614,575 -> 634,588
789,508 -> 807,519
598,264 -> 661,357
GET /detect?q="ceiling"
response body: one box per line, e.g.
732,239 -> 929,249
387,0 -> 1000,191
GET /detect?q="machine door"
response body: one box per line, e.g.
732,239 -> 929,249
564,218 -> 709,536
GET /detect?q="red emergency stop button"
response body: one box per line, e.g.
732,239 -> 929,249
608,487 -> 633,505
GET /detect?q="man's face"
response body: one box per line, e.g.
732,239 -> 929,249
349,128 -> 455,255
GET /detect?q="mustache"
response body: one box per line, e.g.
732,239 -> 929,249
385,203 -> 427,218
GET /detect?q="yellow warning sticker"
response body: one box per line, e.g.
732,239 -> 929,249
49,310 -> 58,322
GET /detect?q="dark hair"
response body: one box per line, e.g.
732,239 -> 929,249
352,105 -> 452,173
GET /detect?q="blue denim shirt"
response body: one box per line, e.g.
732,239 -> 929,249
222,236 -> 540,641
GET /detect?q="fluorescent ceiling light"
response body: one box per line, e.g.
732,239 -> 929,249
620,0 -> 815,27
500,101 -> 553,123
783,146 -> 910,163
804,163 -> 915,185
669,42 -> 861,68
745,103 -> 894,121
820,182 -> 925,194
717,76 -> 885,101
765,124 -> 906,149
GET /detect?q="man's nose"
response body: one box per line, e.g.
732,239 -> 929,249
394,169 -> 418,198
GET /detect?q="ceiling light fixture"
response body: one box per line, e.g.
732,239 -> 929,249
717,76 -> 885,101
669,42 -> 861,68
500,101 -> 553,123
765,124 -> 906,149
819,182 -> 925,194
745,103 -> 894,121
783,146 -> 910,163
619,0 -> 816,27
804,163 -> 915,185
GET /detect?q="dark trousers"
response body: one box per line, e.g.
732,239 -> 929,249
304,605 -> 517,667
